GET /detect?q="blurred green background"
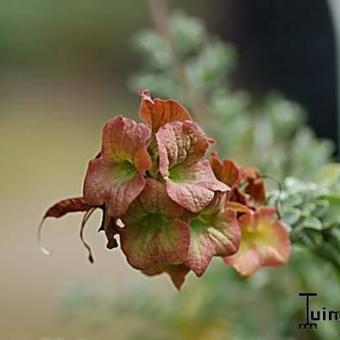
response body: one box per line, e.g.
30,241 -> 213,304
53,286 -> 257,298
1,1 -> 340,339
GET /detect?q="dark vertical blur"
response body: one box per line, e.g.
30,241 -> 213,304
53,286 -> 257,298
214,0 -> 337,148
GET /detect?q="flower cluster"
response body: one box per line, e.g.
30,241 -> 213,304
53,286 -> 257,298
40,91 -> 291,289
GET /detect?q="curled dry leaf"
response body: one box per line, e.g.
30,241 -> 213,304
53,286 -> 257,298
38,197 -> 96,256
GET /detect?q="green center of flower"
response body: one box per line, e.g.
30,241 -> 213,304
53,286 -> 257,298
168,164 -> 186,181
115,160 -> 136,180
241,223 -> 270,246
139,213 -> 169,229
190,213 -> 210,232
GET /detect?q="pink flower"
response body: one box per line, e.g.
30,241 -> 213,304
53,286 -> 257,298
224,207 -> 291,276
185,193 -> 241,276
83,116 -> 152,217
139,89 -> 192,132
157,120 -> 228,213
120,179 -> 191,270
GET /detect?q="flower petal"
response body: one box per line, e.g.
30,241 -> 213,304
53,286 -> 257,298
142,263 -> 190,290
120,179 -> 190,269
83,116 -> 152,217
185,195 -> 241,276
224,207 -> 291,276
139,89 -> 192,132
121,218 -> 190,270
165,160 -> 229,213
124,178 -> 187,219
210,151 -> 240,187
156,120 -> 209,177
83,157 -> 147,216
156,121 -> 228,212
238,167 -> 266,207
101,115 -> 152,172
226,201 -> 253,215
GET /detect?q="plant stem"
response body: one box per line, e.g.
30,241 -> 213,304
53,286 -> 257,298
147,0 -> 171,41
146,0 -> 211,128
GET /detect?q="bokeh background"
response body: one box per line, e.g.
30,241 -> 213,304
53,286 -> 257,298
1,1 -> 340,339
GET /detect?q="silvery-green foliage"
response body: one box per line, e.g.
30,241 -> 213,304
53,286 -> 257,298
269,171 -> 340,269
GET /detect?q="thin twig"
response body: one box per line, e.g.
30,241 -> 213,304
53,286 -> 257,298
38,216 -> 53,256
80,208 -> 96,263
147,0 -> 171,40
146,0 -> 210,127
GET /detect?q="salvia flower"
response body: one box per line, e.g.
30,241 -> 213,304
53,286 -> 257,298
156,120 -> 229,213
120,178 -> 191,270
223,207 -> 291,276
184,192 -> 240,277
83,115 -> 152,217
211,152 -> 291,276
39,90 -> 291,289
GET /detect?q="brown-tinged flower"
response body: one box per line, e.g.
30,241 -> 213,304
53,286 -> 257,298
224,207 -> 291,276
120,178 -> 191,270
235,167 -> 266,208
83,115 -> 152,217
139,89 -> 192,132
185,193 -> 241,276
210,151 -> 240,187
157,120 -> 229,213
210,152 -> 266,208
142,263 -> 190,290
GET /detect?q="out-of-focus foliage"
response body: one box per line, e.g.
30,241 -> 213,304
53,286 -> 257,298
271,165 -> 340,270
115,252 -> 340,340
60,250 -> 340,340
130,12 -> 334,181
0,1 -> 149,73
